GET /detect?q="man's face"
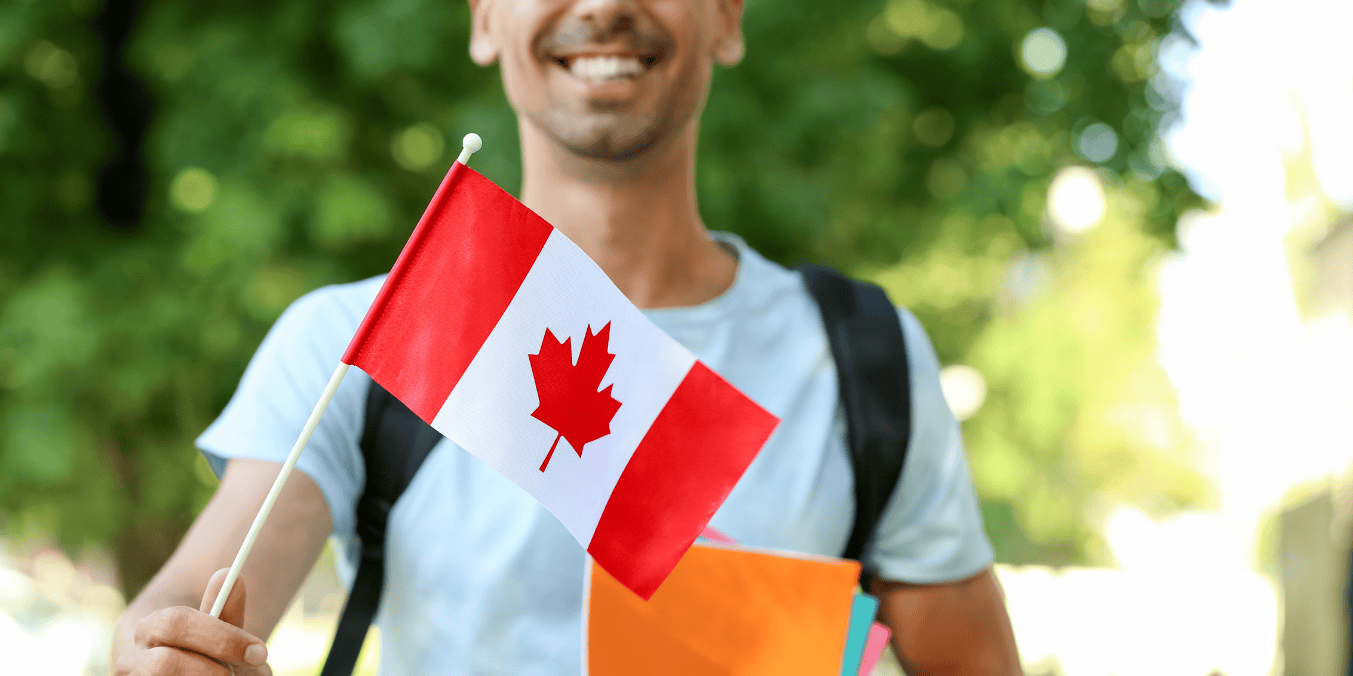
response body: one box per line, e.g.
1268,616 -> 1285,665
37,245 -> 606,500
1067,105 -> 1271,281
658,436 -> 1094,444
470,0 -> 743,161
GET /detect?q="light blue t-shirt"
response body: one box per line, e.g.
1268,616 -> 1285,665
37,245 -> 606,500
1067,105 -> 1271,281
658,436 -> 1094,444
198,234 -> 992,676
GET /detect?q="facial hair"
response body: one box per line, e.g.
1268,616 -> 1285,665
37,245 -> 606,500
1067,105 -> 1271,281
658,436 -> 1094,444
529,12 -> 687,162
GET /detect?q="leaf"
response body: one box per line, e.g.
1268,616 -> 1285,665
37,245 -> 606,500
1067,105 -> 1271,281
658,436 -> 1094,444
529,323 -> 623,472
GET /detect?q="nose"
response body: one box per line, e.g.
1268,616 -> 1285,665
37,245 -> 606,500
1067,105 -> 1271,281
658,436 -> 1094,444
565,0 -> 640,35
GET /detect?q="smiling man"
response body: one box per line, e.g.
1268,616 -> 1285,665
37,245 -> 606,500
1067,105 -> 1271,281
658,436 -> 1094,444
111,1 -> 1022,674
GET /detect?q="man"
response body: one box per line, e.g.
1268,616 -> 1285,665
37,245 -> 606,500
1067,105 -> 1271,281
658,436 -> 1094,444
112,0 -> 1022,673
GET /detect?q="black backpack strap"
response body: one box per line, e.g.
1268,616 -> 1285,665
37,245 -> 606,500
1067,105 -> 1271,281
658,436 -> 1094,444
797,264 -> 912,576
320,382 -> 443,676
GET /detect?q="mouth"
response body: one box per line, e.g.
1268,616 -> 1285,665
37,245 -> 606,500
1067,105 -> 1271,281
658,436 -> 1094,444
551,51 -> 661,86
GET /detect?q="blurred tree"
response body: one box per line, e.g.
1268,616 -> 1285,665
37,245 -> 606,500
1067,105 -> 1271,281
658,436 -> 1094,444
0,0 -> 149,580
0,0 -> 1208,595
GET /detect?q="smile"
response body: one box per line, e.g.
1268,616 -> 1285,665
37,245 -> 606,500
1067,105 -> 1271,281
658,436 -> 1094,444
565,55 -> 645,84
550,50 -> 661,86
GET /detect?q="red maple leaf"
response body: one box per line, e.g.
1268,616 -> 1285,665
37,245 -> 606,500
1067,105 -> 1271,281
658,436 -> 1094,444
529,322 -> 623,472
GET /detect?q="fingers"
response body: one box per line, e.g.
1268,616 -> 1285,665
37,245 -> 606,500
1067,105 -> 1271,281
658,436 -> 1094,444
199,569 -> 272,676
126,646 -> 231,676
122,569 -> 270,676
134,605 -> 269,669
117,645 -> 274,676
200,568 -> 248,628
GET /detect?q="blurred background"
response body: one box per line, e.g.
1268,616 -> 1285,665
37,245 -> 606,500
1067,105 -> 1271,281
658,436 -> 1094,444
1,0 -> 1350,673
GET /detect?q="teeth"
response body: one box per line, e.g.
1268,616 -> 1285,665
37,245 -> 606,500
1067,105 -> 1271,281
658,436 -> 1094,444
568,55 -> 645,84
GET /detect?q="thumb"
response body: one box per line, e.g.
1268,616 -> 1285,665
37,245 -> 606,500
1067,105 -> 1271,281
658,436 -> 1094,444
200,568 -> 249,628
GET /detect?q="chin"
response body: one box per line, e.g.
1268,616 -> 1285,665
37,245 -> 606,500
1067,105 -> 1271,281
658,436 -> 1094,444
539,110 -> 668,162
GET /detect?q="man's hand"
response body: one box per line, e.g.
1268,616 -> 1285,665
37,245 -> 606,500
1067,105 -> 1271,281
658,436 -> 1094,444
114,569 -> 272,676
111,459 -> 331,674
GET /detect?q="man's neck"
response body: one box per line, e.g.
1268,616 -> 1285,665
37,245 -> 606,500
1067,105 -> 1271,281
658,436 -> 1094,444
516,122 -> 737,310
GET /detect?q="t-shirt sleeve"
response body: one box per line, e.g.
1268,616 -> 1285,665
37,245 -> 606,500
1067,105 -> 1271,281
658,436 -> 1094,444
196,285 -> 374,543
862,308 -> 994,583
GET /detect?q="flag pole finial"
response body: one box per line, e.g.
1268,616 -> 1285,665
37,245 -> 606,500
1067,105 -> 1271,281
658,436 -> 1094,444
458,133 -> 482,165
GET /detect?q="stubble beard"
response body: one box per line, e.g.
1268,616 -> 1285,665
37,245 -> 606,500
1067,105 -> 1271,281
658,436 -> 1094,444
529,102 -> 670,163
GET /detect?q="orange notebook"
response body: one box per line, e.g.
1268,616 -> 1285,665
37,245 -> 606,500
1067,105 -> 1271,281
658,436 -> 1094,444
584,542 -> 860,676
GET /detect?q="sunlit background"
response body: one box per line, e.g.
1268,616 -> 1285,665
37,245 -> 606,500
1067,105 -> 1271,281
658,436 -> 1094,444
2,0 -> 1351,674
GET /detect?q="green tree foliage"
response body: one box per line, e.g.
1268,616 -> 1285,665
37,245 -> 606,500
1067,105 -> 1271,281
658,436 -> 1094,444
0,0 -> 140,571
1,0 -> 1206,594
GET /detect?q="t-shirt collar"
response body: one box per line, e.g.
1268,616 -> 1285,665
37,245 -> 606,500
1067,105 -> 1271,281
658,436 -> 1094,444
641,231 -> 755,326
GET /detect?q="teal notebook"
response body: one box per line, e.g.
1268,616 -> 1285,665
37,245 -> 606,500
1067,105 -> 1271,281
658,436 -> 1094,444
839,593 -> 879,676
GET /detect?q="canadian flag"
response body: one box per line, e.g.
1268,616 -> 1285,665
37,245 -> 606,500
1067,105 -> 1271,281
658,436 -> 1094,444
341,158 -> 780,599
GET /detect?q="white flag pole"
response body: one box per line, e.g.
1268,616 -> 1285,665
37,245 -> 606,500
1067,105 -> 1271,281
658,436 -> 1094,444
209,362 -> 349,617
207,133 -> 484,619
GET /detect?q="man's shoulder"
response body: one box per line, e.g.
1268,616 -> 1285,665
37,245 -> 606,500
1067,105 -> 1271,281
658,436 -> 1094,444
730,237 -> 929,362
273,275 -> 387,338
293,274 -> 387,316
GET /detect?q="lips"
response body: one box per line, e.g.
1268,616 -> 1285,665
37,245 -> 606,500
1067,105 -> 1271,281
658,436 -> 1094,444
533,13 -> 671,89
561,54 -> 648,84
537,23 -> 668,88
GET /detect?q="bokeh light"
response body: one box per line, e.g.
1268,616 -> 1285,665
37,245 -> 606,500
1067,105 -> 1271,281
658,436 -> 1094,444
882,0 -> 965,51
912,108 -> 955,147
1047,166 -> 1107,234
1020,28 -> 1067,79
392,123 -> 446,172
24,42 -> 79,89
939,365 -> 987,421
1077,123 -> 1119,163
169,167 -> 217,213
